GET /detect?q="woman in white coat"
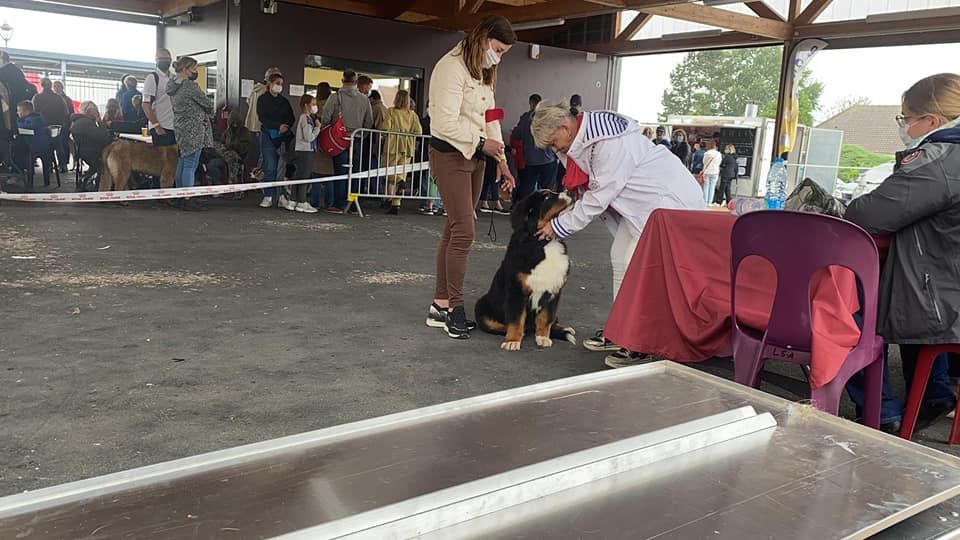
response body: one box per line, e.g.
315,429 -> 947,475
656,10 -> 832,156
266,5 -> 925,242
532,104 -> 705,368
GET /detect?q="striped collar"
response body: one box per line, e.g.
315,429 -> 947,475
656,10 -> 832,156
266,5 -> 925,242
566,110 -> 639,171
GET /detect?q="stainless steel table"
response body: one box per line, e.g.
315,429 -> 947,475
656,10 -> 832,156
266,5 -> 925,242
2,361 -> 960,539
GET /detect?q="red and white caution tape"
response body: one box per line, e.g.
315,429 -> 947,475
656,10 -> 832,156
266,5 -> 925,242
0,162 -> 429,203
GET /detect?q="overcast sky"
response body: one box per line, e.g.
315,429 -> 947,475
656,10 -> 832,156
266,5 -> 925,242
617,42 -> 960,125
0,7 -> 154,62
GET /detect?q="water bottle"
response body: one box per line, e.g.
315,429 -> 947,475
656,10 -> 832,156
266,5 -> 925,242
729,197 -> 768,216
764,158 -> 788,210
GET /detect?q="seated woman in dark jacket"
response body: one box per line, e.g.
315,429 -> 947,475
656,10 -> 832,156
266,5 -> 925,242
845,73 -> 960,433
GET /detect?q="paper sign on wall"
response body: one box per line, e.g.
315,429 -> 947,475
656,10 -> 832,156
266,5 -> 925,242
289,84 -> 304,97
241,79 -> 254,98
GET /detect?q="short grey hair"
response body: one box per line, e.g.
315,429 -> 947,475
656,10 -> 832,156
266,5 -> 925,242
532,104 -> 574,149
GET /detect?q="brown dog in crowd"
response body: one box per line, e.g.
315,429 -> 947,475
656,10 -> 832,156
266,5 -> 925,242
98,139 -> 178,191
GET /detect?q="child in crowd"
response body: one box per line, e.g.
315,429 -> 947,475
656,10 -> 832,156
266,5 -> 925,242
131,94 -> 148,128
291,93 -> 321,213
15,100 -> 52,185
102,98 -> 123,127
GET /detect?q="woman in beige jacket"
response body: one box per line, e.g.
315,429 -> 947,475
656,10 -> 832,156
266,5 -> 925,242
382,89 -> 422,214
425,15 -> 516,340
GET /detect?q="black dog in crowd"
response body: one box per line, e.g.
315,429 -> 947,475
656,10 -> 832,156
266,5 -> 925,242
475,190 -> 577,351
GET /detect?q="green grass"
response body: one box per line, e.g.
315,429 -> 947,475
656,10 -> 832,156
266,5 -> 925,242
839,144 -> 894,182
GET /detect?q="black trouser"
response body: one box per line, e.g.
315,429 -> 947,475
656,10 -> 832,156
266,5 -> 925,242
54,130 -> 69,171
480,156 -> 499,202
292,150 -> 314,203
13,138 -> 50,186
713,176 -> 734,205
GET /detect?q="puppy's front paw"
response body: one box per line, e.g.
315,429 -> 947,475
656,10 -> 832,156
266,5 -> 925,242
536,335 -> 553,348
501,340 -> 522,351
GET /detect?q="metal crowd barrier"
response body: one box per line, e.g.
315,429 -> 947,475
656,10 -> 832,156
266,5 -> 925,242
345,127 -> 437,217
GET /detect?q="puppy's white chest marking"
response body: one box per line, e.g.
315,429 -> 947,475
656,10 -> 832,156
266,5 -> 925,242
527,241 -> 569,310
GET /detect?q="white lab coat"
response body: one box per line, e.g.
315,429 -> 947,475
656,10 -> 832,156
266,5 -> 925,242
550,111 -> 706,240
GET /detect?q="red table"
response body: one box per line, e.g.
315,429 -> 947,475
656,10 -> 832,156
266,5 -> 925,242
603,209 -> 862,389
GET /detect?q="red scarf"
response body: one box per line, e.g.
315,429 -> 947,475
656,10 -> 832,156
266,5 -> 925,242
562,113 -> 589,193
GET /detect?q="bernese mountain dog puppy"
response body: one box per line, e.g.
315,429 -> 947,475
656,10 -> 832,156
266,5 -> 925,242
475,190 -> 577,351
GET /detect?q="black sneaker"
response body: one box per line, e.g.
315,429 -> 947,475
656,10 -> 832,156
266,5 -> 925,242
426,303 -> 476,331
604,349 -> 660,369
426,302 -> 448,328
446,306 -> 471,339
583,328 -> 620,352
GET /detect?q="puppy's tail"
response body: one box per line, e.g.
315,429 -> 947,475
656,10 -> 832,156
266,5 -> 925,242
550,324 -> 577,346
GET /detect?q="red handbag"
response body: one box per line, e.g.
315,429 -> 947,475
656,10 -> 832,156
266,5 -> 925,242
319,94 -> 351,157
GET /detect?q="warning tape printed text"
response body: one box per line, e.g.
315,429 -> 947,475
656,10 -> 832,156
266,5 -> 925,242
0,162 -> 429,203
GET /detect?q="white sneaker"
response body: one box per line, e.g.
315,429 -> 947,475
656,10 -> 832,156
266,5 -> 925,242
259,196 -> 273,208
295,202 -> 318,213
279,195 -> 295,210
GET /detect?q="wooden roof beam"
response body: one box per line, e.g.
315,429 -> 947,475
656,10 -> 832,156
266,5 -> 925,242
463,0 -> 485,13
745,1 -> 784,22
616,12 -> 651,41
787,0 -> 800,22
794,13 -> 960,40
427,0 -> 617,31
588,30 -> 776,55
795,0 -> 832,25
161,0 -> 222,16
638,3 -> 793,40
288,0 -> 386,17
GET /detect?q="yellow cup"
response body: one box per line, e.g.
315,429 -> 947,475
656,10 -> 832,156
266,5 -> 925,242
141,127 -> 149,137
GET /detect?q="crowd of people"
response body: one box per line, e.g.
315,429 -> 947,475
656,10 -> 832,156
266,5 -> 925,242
417,15 -> 960,440
1,15 -> 958,438
639,123 -> 739,206
0,51 -> 75,186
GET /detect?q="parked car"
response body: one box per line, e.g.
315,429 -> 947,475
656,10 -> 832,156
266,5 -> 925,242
834,162 -> 895,203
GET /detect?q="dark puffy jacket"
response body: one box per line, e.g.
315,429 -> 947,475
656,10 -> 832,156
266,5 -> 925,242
69,113 -> 114,167
720,152 -> 738,179
671,141 -> 689,168
33,90 -> 69,127
845,126 -> 960,344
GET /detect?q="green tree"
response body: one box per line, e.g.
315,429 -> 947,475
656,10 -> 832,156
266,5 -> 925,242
661,46 -> 823,126
837,144 -> 894,182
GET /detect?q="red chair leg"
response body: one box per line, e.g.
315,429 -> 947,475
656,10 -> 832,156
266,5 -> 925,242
899,346 -> 939,441
949,401 -> 960,445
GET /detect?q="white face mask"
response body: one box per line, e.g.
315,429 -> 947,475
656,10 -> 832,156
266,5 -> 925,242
310,104 -> 318,114
271,84 -> 283,94
900,115 -> 960,148
482,47 -> 501,69
899,122 -> 922,148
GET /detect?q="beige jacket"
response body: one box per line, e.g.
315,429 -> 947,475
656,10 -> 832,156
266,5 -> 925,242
244,82 -> 268,132
428,44 -> 502,160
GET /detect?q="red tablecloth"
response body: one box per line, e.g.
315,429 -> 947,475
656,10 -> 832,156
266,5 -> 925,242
603,209 -> 862,389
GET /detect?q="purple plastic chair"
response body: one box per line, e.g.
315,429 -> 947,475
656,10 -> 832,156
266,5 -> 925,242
730,210 -> 883,428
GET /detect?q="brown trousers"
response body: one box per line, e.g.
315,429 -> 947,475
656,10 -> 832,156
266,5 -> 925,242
430,148 -> 485,309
